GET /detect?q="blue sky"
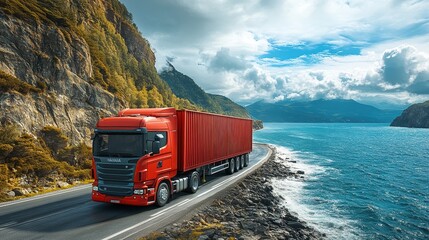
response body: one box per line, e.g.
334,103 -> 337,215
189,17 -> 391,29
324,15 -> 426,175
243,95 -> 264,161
260,42 -> 364,66
122,0 -> 429,109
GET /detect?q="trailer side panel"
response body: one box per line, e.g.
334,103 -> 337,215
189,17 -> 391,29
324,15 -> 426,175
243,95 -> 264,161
177,110 -> 252,172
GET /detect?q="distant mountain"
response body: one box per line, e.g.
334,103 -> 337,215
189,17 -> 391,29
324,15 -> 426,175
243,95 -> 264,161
390,101 -> 429,128
159,63 -> 250,118
246,99 -> 402,123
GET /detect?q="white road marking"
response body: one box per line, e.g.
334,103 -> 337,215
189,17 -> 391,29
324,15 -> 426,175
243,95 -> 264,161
177,198 -> 192,207
0,221 -> 17,230
120,214 -> 174,240
196,166 -> 254,198
102,216 -> 157,240
150,198 -> 191,218
0,185 -> 91,208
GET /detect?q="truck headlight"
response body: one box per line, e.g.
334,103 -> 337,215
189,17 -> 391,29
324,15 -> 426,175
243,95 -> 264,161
92,186 -> 99,191
133,189 -> 145,195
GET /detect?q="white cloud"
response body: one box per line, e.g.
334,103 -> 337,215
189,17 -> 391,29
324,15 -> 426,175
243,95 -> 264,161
208,48 -> 249,72
122,0 -> 429,108
380,46 -> 425,85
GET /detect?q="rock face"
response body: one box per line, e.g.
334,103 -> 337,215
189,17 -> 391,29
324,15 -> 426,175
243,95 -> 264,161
0,1 -> 133,144
390,101 -> 429,128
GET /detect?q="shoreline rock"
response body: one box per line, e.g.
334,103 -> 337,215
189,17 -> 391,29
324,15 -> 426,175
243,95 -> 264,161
143,147 -> 324,240
252,120 -> 264,131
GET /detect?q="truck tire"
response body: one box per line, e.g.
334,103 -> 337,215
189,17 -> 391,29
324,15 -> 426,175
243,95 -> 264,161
187,171 -> 199,193
239,155 -> 244,169
156,182 -> 170,207
234,157 -> 240,172
226,158 -> 235,174
244,154 -> 249,167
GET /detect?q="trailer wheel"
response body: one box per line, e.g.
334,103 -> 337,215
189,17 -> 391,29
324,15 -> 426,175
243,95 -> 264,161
187,171 -> 199,193
244,154 -> 249,167
226,158 -> 235,174
156,182 -> 170,207
234,157 -> 240,172
239,155 -> 244,169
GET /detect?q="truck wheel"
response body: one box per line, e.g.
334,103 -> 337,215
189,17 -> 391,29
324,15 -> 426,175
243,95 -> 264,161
187,171 -> 199,193
239,155 -> 244,169
244,154 -> 249,167
234,157 -> 240,172
156,182 -> 170,207
226,158 -> 234,174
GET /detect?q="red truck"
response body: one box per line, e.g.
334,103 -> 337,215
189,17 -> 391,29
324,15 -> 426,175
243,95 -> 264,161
91,108 -> 252,206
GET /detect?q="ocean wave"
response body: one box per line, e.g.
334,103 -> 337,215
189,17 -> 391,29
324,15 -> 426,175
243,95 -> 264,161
270,145 -> 363,240
272,178 -> 362,239
271,145 -> 330,177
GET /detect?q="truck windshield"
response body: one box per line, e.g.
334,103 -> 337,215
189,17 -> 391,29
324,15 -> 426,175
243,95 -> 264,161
93,133 -> 143,157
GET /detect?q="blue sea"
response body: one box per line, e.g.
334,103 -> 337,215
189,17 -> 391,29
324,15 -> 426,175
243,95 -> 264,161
254,123 -> 429,240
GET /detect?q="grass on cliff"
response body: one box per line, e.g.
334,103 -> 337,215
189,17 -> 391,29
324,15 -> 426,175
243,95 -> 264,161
0,70 -> 41,94
0,124 -> 92,200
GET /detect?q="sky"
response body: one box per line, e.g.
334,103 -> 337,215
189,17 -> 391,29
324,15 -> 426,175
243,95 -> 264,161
121,0 -> 429,109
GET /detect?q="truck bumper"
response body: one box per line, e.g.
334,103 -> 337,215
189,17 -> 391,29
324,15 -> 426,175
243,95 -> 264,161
92,190 -> 156,206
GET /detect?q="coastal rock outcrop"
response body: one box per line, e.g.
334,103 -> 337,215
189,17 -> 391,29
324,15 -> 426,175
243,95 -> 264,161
390,101 -> 429,128
253,119 -> 264,130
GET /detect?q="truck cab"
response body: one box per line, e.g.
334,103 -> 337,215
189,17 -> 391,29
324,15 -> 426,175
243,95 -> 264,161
91,108 -> 177,206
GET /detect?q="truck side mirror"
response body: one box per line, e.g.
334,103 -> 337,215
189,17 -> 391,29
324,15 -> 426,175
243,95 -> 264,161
152,141 -> 160,154
151,134 -> 164,155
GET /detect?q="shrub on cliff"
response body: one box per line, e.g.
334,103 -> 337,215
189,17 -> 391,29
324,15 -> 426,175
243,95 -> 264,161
58,143 -> 92,169
0,124 -> 92,190
0,164 -> 8,192
39,126 -> 69,158
7,134 -> 61,180
39,126 -> 92,177
0,124 -> 20,144
0,70 -> 40,94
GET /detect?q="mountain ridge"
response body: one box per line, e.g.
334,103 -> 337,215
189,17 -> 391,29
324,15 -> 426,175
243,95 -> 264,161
246,99 -> 402,123
159,62 -> 249,118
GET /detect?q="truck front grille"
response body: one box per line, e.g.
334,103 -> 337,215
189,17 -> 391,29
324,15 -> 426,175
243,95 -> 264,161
95,157 -> 138,197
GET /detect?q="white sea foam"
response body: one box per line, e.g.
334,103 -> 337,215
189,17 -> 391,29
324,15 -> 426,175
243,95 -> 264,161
272,145 -> 327,178
271,144 -> 363,240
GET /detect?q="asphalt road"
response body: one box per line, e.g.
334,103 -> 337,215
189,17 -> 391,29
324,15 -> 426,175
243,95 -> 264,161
0,144 -> 271,240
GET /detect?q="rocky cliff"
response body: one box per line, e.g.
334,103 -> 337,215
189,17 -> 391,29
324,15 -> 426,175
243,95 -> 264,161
390,101 -> 429,128
1,1 -> 115,144
0,0 -> 195,144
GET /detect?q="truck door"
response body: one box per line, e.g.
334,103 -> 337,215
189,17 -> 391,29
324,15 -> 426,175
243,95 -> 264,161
146,131 -> 171,179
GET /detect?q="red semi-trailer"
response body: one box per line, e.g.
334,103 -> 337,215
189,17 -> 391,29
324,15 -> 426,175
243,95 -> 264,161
91,108 -> 252,206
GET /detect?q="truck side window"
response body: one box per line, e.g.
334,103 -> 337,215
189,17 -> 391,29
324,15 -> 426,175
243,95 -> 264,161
147,131 -> 167,153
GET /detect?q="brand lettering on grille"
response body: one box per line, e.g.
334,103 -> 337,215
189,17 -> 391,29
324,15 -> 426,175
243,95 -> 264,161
106,158 -> 121,163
